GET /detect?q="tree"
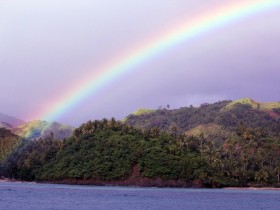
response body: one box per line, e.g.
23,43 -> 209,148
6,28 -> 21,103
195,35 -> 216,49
150,127 -> 160,138
82,121 -> 94,134
255,169 -> 269,184
169,123 -> 179,140
274,165 -> 280,182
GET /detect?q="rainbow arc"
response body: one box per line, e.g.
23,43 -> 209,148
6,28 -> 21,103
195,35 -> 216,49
32,0 -> 280,122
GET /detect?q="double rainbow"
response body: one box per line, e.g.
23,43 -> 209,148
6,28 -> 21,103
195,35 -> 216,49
34,0 -> 280,122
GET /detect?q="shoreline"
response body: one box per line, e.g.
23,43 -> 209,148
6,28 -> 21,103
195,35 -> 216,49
2,178 -> 280,190
223,187 -> 280,190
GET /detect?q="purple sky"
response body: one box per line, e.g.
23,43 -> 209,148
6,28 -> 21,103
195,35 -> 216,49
1,0 -> 280,126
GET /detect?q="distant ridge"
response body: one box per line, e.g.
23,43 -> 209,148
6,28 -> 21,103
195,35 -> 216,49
12,120 -> 74,140
224,98 -> 280,111
0,122 -> 13,129
0,112 -> 25,127
132,109 -> 155,116
125,98 -> 280,136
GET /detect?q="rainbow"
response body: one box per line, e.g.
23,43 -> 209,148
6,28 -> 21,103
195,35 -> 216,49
35,0 -> 280,122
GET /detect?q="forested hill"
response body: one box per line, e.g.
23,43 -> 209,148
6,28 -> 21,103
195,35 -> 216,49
124,98 -> 280,137
0,128 -> 22,164
3,116 -> 280,188
1,98 -> 280,188
0,120 -> 73,165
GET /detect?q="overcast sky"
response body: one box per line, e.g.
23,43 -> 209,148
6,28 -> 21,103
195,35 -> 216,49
1,0 -> 280,126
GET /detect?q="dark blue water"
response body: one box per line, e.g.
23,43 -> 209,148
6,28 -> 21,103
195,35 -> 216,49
1,182 -> 280,210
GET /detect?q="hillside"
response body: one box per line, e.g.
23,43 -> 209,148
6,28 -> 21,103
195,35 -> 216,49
0,127 -> 22,164
225,98 -> 280,111
0,112 -> 24,127
4,118 -> 280,187
4,119 -> 217,186
0,122 -> 13,129
2,98 -> 280,187
12,120 -> 74,140
124,99 -> 280,138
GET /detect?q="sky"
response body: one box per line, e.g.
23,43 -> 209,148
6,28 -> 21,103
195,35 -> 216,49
1,0 -> 280,126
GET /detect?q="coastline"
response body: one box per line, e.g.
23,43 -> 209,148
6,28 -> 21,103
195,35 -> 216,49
223,187 -> 280,190
38,177 -> 200,188
36,164 -> 205,188
2,177 -> 280,190
0,178 -> 26,183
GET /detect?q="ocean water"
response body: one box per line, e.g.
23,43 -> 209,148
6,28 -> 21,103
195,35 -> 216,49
1,182 -> 280,210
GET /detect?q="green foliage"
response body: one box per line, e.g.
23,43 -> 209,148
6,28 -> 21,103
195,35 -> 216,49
125,100 -> 231,132
4,119 -> 209,183
218,104 -> 278,132
126,100 -> 280,138
4,138 -> 62,180
2,113 -> 280,187
0,127 -> 22,164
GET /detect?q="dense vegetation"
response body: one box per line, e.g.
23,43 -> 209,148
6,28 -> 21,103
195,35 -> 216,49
0,128 -> 22,164
125,100 -> 280,135
1,100 -> 280,187
2,116 -> 280,187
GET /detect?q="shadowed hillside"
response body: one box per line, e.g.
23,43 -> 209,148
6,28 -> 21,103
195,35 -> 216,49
2,99 -> 280,187
4,117 -> 280,188
124,99 -> 280,138
0,127 -> 22,164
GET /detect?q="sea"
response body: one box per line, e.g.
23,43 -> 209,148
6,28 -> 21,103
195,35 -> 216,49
1,182 -> 280,210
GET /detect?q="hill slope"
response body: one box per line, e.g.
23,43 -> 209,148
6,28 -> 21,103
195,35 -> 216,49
4,118 -> 280,187
225,98 -> 280,111
124,98 -> 280,137
12,120 -> 74,140
0,127 -> 22,164
0,112 -> 24,127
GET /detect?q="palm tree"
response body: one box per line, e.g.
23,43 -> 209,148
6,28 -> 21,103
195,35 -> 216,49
274,165 -> 280,182
108,117 -> 117,129
255,169 -> 269,184
73,128 -> 82,137
82,121 -> 94,134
